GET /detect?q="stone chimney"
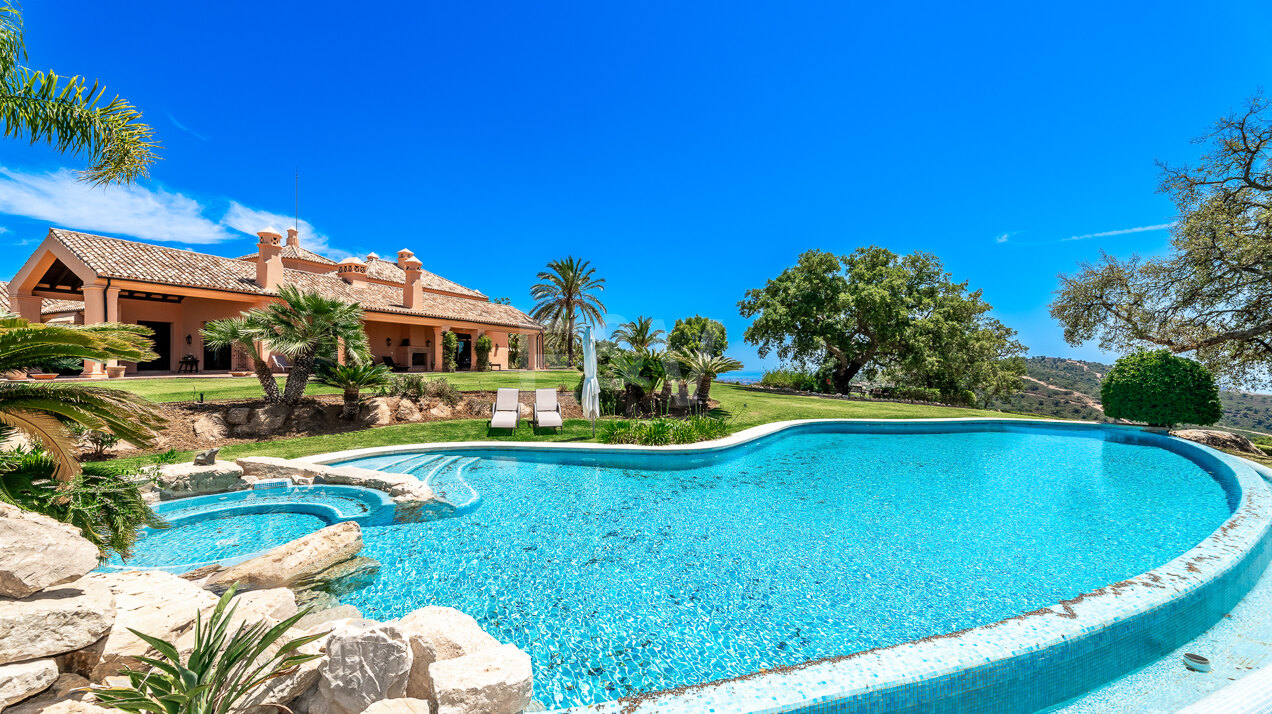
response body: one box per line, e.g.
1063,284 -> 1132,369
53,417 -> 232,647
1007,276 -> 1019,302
256,227 -> 284,290
286,227 -> 300,247
403,256 -> 424,308
337,256 -> 368,284
396,249 -> 415,269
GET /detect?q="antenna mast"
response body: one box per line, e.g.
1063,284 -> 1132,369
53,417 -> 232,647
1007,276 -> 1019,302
294,169 -> 299,230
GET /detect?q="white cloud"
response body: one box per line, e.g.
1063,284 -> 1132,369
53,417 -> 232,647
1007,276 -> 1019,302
221,201 -> 350,260
0,167 -> 234,244
1063,223 -> 1175,242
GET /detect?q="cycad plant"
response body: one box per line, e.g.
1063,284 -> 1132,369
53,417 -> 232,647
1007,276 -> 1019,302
0,317 -> 164,480
675,349 -> 744,409
203,286 -> 370,406
93,585 -> 325,714
0,2 -> 157,185
316,361 -> 392,420
530,257 -> 606,367
610,316 -> 666,354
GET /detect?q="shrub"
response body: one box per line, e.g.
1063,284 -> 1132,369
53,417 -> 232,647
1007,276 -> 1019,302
1101,350 -> 1222,428
599,416 -> 730,445
475,335 -> 493,371
442,331 -> 458,372
760,367 -> 820,392
423,377 -> 462,406
387,373 -> 428,399
69,423 -> 121,458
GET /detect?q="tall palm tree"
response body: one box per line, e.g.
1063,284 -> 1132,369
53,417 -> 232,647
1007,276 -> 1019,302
611,316 -> 665,354
203,286 -> 370,406
530,257 -> 606,367
675,349 -> 744,409
1,2 -> 157,185
0,317 -> 164,480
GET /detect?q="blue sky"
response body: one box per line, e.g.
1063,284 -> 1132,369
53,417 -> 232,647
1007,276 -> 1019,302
2,1 -> 1270,372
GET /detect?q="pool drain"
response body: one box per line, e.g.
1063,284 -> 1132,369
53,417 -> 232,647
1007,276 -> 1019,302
1183,653 -> 1212,672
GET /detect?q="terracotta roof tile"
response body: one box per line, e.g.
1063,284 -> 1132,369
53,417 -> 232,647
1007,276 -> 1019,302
361,256 -> 485,298
236,244 -> 337,265
47,229 -> 540,330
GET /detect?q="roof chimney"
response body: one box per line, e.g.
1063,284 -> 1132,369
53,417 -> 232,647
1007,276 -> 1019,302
402,256 -> 424,308
286,227 -> 300,247
337,256 -> 368,284
396,249 -> 415,268
256,227 -> 284,290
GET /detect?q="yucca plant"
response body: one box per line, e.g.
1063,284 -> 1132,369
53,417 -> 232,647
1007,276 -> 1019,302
0,317 -> 164,480
316,360 -> 392,420
93,585 -> 325,714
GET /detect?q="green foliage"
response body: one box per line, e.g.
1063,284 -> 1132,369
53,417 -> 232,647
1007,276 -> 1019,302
668,315 -> 728,358
599,416 -> 731,445
759,367 -> 822,392
530,256 -> 606,367
1051,94 -> 1272,389
93,585 -> 325,714
424,377 -> 462,406
386,373 -> 462,407
69,422 -> 120,458
611,316 -> 666,354
475,335 -> 493,371
1101,350 -> 1222,428
0,2 -> 158,185
441,331 -> 458,372
316,361 -> 392,420
0,439 -> 165,559
507,334 -> 526,369
673,349 -> 743,406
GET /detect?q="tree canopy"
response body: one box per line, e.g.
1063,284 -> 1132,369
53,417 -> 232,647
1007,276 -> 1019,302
1051,94 -> 1272,388
530,257 -> 606,367
738,247 -> 1024,399
667,315 -> 728,358
1101,350 -> 1222,428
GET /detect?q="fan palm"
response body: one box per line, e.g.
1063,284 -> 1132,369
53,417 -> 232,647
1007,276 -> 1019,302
611,316 -> 665,354
203,286 -> 370,406
675,349 -> 744,408
0,317 -> 164,480
530,257 -> 606,367
316,361 -> 392,420
1,2 -> 157,185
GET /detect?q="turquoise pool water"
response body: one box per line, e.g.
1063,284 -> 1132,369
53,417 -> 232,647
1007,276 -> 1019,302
330,424 -> 1236,709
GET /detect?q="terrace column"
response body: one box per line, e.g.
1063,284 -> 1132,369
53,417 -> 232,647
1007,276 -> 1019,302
433,326 -> 450,372
79,285 -> 108,378
9,294 -> 42,322
103,286 -> 122,371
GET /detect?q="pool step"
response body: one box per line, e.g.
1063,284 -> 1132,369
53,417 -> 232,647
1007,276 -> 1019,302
386,452 -> 445,476
425,457 -> 482,514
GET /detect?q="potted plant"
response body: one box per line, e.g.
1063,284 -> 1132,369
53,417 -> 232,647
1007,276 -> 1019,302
106,365 -> 126,378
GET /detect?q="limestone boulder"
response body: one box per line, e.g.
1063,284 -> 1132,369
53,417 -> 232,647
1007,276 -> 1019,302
238,653 -> 322,714
236,456 -> 329,483
28,703 -> 115,714
234,588 -> 299,622
206,521 -> 362,592
0,577 -> 115,665
395,398 -> 422,422
156,461 -> 250,499
191,412 -> 227,441
428,403 -> 453,419
288,403 -> 329,432
225,407 -> 251,425
0,658 -> 57,709
359,397 -> 396,427
1172,428 -> 1264,456
517,402 -> 532,419
430,643 -> 533,714
398,606 -> 499,701
361,699 -> 433,714
0,501 -> 100,598
6,673 -> 93,714
295,604 -> 361,632
310,620 -> 413,714
238,404 -> 292,437
87,571 -> 218,681
295,556 -> 380,597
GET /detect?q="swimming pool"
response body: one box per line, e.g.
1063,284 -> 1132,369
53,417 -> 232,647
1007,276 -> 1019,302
311,420 -> 1270,712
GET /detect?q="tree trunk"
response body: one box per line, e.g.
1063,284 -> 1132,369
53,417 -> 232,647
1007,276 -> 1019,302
341,388 -> 359,420
281,352 -> 315,405
696,374 -> 712,408
253,358 -> 282,404
566,315 -> 576,367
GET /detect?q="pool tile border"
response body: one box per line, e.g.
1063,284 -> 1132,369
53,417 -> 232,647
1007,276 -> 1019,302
303,419 -> 1272,714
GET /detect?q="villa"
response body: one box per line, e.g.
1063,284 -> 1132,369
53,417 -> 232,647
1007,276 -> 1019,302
4,226 -> 545,377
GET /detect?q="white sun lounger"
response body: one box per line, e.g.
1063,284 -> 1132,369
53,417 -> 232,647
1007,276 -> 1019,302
489,388 -> 520,432
534,388 -> 563,431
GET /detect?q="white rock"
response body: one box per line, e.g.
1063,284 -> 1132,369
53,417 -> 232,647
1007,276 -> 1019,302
311,620 -> 413,714
234,588 -> 298,622
398,606 -> 499,701
0,658 -> 57,708
29,703 -> 114,714
0,501 -> 100,598
238,652 -> 322,714
360,397 -> 395,426
1172,428 -> 1264,455
206,521 -> 363,592
236,456 -> 330,483
191,412 -> 227,441
156,461 -> 250,500
86,571 -> 218,681
428,403 -> 453,418
5,673 -> 92,714
361,699 -> 433,713
295,604 -> 361,633
0,577 -> 115,665
431,643 -> 533,714
394,399 -> 422,422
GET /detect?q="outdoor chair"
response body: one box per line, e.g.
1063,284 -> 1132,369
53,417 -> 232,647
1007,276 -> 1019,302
381,355 -> 408,372
489,388 -> 520,433
270,354 -> 292,373
534,388 -> 563,432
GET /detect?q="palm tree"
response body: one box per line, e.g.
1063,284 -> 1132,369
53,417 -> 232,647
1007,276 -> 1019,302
316,361 -> 392,420
675,350 -> 744,409
611,316 -> 666,354
1,2 -> 157,185
203,286 -> 370,406
530,257 -> 606,367
0,317 -> 164,480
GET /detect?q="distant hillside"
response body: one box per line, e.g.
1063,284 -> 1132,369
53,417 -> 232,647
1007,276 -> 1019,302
993,356 -> 1272,437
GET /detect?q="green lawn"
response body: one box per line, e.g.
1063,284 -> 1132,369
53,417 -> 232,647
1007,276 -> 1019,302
109,380 -> 1035,471
94,370 -> 581,403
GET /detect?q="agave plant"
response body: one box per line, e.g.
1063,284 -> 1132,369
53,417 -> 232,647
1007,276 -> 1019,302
0,317 -> 164,480
316,361 -> 393,420
675,349 -> 744,408
93,585 -> 325,714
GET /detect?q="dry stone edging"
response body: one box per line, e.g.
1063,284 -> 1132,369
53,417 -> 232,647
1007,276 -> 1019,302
205,521 -> 363,592
0,658 -> 58,709
0,577 -> 115,666
155,461 -> 253,500
0,501 -> 100,598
